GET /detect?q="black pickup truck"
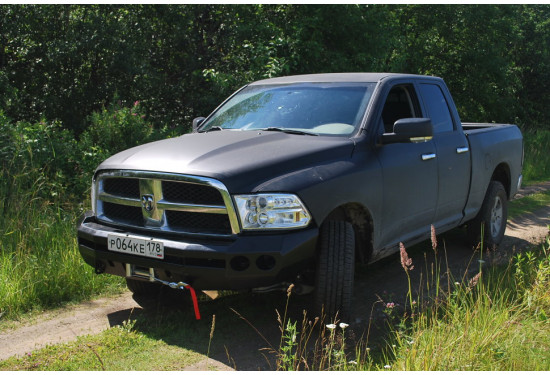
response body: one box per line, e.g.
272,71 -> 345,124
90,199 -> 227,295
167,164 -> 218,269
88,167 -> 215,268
77,73 -> 523,319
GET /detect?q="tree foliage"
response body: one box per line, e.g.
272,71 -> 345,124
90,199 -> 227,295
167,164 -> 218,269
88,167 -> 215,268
1,4 -> 549,132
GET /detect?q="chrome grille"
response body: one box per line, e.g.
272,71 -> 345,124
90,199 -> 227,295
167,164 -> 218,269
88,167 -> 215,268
162,180 -> 225,205
103,178 -> 140,199
103,202 -> 143,226
94,171 -> 240,236
166,211 -> 231,234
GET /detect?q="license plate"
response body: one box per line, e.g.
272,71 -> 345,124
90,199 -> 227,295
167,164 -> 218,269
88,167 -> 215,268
107,234 -> 164,259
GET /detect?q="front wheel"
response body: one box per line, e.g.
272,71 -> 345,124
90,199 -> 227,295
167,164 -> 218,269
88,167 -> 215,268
126,278 -> 163,296
126,278 -> 183,309
314,221 -> 355,323
467,181 -> 508,248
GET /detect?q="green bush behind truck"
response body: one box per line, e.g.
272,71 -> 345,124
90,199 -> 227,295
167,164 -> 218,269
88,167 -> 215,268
77,73 -> 523,320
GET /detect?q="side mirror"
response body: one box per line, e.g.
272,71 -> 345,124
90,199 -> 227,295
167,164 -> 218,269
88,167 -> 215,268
192,117 -> 206,133
380,118 -> 433,145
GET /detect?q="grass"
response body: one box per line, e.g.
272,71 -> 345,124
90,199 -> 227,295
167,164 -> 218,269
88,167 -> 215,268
0,198 -> 124,319
270,232 -> 550,371
381,236 -> 550,371
0,319 -> 205,370
0,159 -> 125,321
509,190 -> 550,219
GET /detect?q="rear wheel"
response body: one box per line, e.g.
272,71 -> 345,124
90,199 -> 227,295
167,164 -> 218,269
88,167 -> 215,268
314,221 -> 355,323
467,181 -> 508,248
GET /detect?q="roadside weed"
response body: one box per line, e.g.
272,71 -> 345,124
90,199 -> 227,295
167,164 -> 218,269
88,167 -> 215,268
268,227 -> 550,371
383,230 -> 550,371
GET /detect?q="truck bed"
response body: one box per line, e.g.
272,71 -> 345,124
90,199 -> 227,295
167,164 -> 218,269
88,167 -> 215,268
460,122 -> 523,223
462,122 -> 517,133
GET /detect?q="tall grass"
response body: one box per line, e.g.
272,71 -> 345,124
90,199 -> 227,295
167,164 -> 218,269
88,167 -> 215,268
0,115 -> 125,320
385,236 -> 549,370
522,129 -> 550,184
272,232 -> 550,370
0,102 -> 174,319
0,188 -> 123,319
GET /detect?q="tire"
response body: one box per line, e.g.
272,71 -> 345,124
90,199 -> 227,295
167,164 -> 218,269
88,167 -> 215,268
314,221 -> 355,323
126,278 -> 184,310
467,181 -> 508,248
126,278 -> 162,296
126,278 -> 173,309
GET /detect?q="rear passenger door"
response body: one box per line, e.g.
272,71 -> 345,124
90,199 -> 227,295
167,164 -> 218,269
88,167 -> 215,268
418,82 -> 471,230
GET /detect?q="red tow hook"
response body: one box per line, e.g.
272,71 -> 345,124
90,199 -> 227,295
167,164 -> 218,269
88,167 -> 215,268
164,281 -> 201,320
126,265 -> 202,320
183,284 -> 201,320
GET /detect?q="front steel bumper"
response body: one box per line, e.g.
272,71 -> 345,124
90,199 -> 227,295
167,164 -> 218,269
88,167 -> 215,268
77,211 -> 318,290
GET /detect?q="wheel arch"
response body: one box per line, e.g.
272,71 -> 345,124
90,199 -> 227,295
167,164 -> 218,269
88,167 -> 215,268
323,203 -> 374,264
491,163 -> 511,199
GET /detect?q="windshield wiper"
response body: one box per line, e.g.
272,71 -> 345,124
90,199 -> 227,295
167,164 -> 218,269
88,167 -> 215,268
200,126 -> 224,133
261,127 -> 318,136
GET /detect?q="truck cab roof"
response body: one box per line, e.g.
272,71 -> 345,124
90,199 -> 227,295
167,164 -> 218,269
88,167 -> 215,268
249,72 -> 435,85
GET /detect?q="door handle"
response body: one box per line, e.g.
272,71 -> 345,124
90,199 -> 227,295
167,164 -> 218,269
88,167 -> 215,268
422,153 -> 436,161
456,147 -> 469,154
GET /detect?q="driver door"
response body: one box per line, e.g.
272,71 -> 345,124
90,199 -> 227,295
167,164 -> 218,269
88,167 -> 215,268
375,84 -> 438,248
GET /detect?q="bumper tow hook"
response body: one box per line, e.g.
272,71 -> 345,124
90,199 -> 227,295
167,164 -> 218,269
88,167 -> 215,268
160,280 -> 201,321
126,264 -> 201,320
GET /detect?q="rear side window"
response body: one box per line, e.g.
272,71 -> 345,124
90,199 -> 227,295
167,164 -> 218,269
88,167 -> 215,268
419,84 -> 454,133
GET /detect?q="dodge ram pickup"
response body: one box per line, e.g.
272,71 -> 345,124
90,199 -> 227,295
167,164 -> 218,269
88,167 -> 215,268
77,73 -> 523,320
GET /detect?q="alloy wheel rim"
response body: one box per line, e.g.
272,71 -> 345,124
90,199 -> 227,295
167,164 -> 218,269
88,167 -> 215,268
490,195 -> 503,238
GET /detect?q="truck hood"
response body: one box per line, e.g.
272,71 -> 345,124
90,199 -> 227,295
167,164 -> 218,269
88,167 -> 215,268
96,130 -> 356,192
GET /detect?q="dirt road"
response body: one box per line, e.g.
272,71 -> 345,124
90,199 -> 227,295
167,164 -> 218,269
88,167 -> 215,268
1,184 -> 549,369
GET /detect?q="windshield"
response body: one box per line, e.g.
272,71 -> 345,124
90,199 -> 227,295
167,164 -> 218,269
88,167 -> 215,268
199,82 -> 375,136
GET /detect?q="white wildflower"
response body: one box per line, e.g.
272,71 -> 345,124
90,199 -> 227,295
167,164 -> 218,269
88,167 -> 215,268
339,322 -> 349,329
326,323 -> 337,330
384,365 -> 391,369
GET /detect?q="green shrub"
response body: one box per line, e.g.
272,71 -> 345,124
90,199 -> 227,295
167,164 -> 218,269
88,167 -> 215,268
76,101 -> 157,192
0,100 -> 161,204
80,100 -> 154,158
0,112 -> 79,202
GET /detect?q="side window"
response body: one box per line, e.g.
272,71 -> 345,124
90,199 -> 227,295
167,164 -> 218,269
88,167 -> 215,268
419,84 -> 454,133
380,85 -> 420,133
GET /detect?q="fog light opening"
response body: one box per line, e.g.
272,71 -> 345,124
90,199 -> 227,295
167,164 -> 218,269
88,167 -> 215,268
95,261 -> 106,274
230,256 -> 250,271
256,255 -> 276,271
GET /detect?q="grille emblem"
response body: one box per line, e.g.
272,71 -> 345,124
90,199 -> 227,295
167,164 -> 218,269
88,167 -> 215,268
141,195 -> 155,212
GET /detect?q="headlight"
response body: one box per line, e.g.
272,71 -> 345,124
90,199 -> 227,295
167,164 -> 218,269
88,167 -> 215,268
234,194 -> 311,230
